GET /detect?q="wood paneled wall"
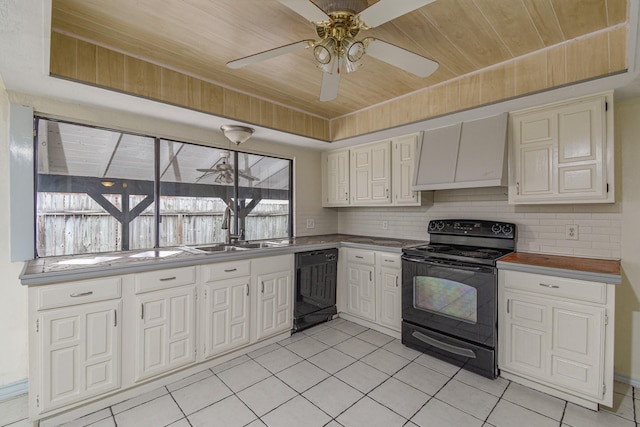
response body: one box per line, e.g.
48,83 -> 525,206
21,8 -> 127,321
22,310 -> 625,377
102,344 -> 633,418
50,26 -> 626,142
49,32 -> 330,141
330,26 -> 628,140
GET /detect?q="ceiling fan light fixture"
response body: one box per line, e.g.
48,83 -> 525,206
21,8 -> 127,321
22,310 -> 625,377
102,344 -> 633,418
221,124 -> 254,145
343,38 -> 365,62
313,37 -> 336,64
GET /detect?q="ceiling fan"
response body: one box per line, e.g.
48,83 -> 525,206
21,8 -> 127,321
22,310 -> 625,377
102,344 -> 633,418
227,0 -> 439,102
196,151 -> 260,184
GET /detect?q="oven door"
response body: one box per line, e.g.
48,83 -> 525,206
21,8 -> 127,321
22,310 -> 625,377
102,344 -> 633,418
402,256 -> 496,347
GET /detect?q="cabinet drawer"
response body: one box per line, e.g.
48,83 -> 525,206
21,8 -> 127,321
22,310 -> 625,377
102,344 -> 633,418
376,252 -> 401,269
347,249 -> 375,265
203,260 -> 251,282
36,277 -> 122,310
135,266 -> 197,294
502,270 -> 606,304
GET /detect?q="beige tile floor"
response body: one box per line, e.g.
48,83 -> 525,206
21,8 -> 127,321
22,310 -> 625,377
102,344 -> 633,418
1,318 -> 638,427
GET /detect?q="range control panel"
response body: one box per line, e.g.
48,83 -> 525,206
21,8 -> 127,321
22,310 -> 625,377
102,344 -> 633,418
428,219 -> 516,239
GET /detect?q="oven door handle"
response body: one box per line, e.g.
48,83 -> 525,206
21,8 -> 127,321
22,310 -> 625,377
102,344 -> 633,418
401,256 -> 489,272
411,331 -> 477,359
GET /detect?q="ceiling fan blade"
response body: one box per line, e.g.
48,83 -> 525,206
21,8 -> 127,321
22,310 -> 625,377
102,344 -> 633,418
239,170 -> 259,181
319,71 -> 340,102
278,0 -> 329,23
365,38 -> 439,78
227,40 -> 313,69
358,0 -> 435,28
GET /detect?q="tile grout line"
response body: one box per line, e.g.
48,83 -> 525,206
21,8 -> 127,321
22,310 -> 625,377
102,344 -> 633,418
165,385 -> 193,427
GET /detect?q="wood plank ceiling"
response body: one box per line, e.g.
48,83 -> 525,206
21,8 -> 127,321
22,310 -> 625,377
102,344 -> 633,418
51,0 -> 627,120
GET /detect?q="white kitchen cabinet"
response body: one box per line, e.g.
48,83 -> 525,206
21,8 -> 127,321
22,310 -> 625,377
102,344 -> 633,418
322,149 -> 350,207
392,134 -> 421,206
201,260 -> 251,359
345,249 -> 377,321
350,140 -> 391,205
509,92 -> 614,204
133,266 -> 197,382
31,277 -> 122,413
376,252 -> 402,331
253,255 -> 294,341
343,249 -> 401,333
498,269 -> 614,409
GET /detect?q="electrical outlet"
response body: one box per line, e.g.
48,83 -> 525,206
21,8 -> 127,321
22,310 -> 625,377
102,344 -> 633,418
382,221 -> 389,230
565,224 -> 579,240
306,218 -> 315,229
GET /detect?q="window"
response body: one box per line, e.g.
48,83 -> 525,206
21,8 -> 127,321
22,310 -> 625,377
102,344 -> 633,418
35,118 -> 292,257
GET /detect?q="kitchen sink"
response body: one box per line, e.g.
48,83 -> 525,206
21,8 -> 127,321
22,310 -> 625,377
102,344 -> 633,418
195,245 -> 248,253
234,241 -> 283,249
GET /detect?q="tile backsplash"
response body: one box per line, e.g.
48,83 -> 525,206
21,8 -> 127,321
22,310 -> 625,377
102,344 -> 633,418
336,187 -> 621,259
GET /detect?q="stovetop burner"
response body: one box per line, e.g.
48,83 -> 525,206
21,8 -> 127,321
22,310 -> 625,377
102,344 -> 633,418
406,244 -> 511,263
403,219 -> 517,266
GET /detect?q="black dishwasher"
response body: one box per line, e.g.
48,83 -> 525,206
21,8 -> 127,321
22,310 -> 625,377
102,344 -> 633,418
293,248 -> 338,332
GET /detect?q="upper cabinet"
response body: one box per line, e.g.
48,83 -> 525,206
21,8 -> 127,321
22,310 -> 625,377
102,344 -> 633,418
323,150 -> 350,207
351,141 -> 391,205
509,92 -> 614,204
322,134 -> 420,207
412,114 -> 508,191
392,134 -> 421,206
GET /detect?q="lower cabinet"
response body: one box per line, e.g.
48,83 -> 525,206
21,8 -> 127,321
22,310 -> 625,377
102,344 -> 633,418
498,269 -> 614,408
29,254 -> 294,423
342,248 -> 401,333
40,299 -> 121,412
346,252 -> 376,321
134,284 -> 197,382
202,277 -> 251,359
201,260 -> 252,359
377,253 -> 402,331
30,277 -> 123,414
253,255 -> 294,341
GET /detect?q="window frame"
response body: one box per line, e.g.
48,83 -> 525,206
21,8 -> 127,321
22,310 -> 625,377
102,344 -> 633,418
33,116 -> 294,257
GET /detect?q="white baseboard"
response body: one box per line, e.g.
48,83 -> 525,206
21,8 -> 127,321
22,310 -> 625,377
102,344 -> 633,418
614,373 -> 640,388
0,378 -> 28,401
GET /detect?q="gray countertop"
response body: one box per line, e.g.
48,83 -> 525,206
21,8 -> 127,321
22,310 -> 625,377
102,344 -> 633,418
21,234 -> 425,286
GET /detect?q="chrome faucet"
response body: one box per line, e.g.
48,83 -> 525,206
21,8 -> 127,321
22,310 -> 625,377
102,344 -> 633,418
221,202 -> 240,244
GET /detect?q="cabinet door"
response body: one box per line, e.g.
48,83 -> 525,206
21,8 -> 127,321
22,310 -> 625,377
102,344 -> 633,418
40,299 -> 121,412
511,109 -> 556,200
510,94 -> 611,204
500,291 -> 548,379
392,134 -> 420,206
378,266 -> 401,331
549,301 -> 605,398
556,99 -> 606,199
325,150 -> 350,206
202,277 -> 250,359
351,141 -> 390,205
346,263 -> 376,321
256,270 -> 292,340
135,285 -> 196,381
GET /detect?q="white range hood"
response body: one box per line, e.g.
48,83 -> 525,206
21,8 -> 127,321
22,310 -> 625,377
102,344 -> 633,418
412,113 -> 508,191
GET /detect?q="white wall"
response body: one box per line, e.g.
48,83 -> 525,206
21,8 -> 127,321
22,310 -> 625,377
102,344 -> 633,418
615,97 -> 640,384
338,187 -> 621,259
0,79 -> 29,387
